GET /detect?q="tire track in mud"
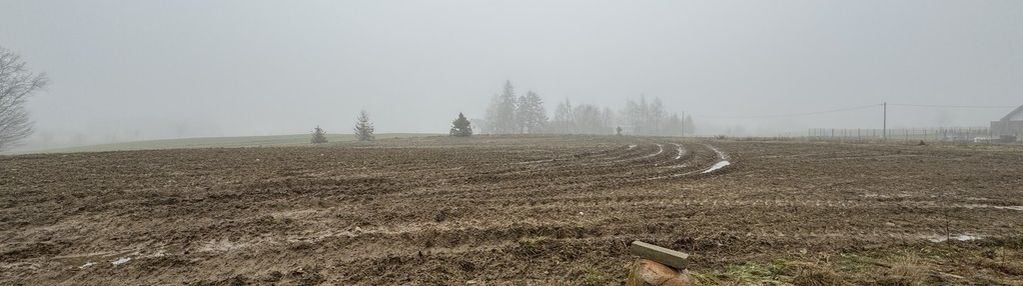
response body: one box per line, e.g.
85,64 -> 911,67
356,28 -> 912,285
52,207 -> 1009,272
505,144 -> 632,166
633,142 -> 730,181
401,140 -> 728,201
44,196 -> 1018,263
413,142 -> 653,181
658,143 -> 690,168
428,142 -> 668,187
369,138 -> 722,190
499,141 -> 705,178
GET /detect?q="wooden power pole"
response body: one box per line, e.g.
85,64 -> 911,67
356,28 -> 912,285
883,101 -> 887,140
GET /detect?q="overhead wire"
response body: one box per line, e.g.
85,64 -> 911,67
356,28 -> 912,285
690,102 -> 1018,119
887,103 -> 1018,109
692,104 -> 881,119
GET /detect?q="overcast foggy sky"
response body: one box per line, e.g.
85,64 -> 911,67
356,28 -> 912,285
1,0 -> 1021,149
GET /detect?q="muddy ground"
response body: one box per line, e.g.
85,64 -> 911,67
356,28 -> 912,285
1,135 -> 1022,285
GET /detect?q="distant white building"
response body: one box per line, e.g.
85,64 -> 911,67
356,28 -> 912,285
991,105 -> 1023,140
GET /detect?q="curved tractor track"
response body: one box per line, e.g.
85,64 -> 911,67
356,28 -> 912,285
451,139 -> 733,187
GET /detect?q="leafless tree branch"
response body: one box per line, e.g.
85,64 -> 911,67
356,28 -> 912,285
0,46 -> 48,151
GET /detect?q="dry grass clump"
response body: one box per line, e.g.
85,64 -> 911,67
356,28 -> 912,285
783,261 -> 844,286
861,255 -> 935,286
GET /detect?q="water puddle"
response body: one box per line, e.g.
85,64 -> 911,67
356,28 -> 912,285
702,161 -> 731,174
672,143 -> 686,160
111,257 -> 131,265
962,204 -> 1023,211
701,144 -> 731,174
924,233 -> 983,243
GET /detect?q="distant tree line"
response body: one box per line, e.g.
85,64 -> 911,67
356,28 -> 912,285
483,81 -> 548,134
477,81 -> 694,136
306,80 -> 697,145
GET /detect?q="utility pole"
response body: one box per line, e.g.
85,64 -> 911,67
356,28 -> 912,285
680,111 -> 685,137
882,101 -> 887,140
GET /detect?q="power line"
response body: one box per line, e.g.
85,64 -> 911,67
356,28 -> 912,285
887,103 -> 1018,109
690,102 -> 1019,119
693,104 -> 881,119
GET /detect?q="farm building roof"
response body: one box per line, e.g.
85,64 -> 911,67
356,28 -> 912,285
1001,104 -> 1023,121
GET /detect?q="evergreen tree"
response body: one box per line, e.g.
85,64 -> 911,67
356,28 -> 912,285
664,113 -> 683,136
515,91 -> 547,133
485,80 -> 518,134
311,125 -> 328,144
649,97 -> 666,133
684,114 -> 695,135
450,112 -> 473,137
354,109 -> 374,141
622,95 -> 674,136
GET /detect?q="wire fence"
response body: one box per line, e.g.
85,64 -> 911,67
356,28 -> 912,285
807,127 -> 991,142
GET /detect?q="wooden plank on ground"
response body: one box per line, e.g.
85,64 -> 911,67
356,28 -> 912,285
629,241 -> 689,270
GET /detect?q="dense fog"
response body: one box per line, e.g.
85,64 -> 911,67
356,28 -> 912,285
1,0 -> 1020,151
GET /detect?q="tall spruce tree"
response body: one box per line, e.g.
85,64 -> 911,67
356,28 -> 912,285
485,80 -> 518,134
683,114 -> 695,135
311,125 -> 328,144
450,112 -> 473,137
515,91 -> 547,134
354,110 -> 374,141
665,113 -> 683,136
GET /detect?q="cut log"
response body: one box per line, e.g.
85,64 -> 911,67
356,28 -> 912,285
629,241 -> 689,270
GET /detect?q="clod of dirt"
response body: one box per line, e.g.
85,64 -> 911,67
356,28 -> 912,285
262,271 -> 283,282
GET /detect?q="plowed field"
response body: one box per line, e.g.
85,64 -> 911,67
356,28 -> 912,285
2,135 -> 1022,285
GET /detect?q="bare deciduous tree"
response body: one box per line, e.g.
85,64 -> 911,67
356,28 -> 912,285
0,47 -> 48,151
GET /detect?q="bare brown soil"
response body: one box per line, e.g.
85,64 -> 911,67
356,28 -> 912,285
1,135 -> 1022,285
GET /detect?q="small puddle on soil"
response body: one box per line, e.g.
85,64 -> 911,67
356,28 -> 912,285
79,262 -> 96,269
992,205 -> 1023,211
700,144 -> 731,174
924,234 -> 983,243
962,204 -> 1023,211
673,144 -> 686,160
111,257 -> 131,265
702,161 -> 731,174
